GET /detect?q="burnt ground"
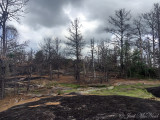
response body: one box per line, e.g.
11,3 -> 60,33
147,87 -> 160,98
0,95 -> 160,120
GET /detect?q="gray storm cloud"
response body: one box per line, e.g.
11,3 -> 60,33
24,0 -> 85,29
23,0 -> 160,29
11,0 -> 160,50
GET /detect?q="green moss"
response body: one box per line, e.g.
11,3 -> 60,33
89,84 -> 157,99
62,89 -> 78,94
59,83 -> 85,89
32,81 -> 160,99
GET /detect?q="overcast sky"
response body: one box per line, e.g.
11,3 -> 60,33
9,0 -> 160,52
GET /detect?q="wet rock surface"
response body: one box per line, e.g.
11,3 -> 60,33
0,95 -> 160,120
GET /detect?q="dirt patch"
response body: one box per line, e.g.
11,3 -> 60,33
29,104 -> 42,108
0,95 -> 160,120
45,102 -> 60,105
58,75 -> 75,83
28,102 -> 60,108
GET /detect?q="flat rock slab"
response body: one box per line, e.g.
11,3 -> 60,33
0,95 -> 160,120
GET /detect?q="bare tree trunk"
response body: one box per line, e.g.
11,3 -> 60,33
2,22 -> 6,56
83,60 -> 86,77
120,36 -> 124,76
55,37 -> 61,79
27,66 -> 32,92
157,11 -> 160,79
152,28 -> 156,68
92,55 -> 96,81
1,20 -> 6,99
57,67 -> 60,78
27,77 -> 30,92
76,57 -> 80,82
0,61 -> 5,99
0,0 -> 28,99
153,3 -> 160,78
139,33 -> 143,61
1,77 -> 5,99
91,39 -> 96,81
66,18 -> 84,83
49,63 -> 52,80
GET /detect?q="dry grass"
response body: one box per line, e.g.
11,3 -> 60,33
0,95 -> 47,112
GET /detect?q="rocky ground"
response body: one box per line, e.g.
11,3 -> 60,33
1,76 -> 160,120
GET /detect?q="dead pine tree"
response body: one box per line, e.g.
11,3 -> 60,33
154,3 -> 160,79
133,16 -> 145,61
90,38 -> 96,81
106,8 -> 131,77
0,0 -> 29,99
40,37 -> 55,80
83,56 -> 90,82
99,41 -> 109,83
143,11 -> 157,68
26,65 -> 32,92
82,57 -> 86,78
34,50 -> 44,76
0,59 -> 5,99
54,37 -> 61,79
66,18 -> 85,83
27,49 -> 34,92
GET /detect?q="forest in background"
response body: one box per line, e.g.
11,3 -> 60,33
1,1 -> 160,99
